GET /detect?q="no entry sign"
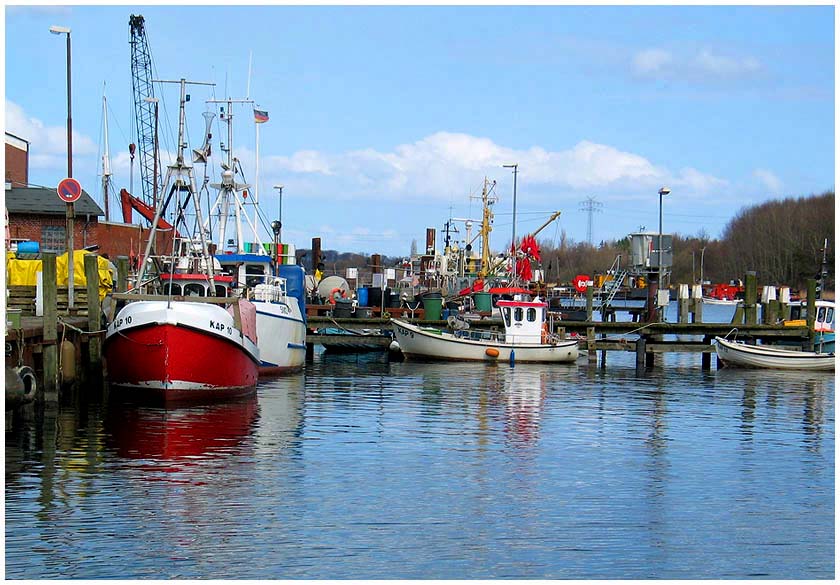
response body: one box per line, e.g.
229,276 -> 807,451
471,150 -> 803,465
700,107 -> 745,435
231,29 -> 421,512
573,274 -> 594,293
57,177 -> 82,203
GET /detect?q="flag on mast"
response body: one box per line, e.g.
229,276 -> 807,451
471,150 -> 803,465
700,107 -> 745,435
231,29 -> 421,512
253,109 -> 269,124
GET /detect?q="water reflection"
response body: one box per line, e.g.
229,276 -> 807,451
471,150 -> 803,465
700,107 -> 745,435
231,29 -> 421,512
105,397 -> 259,460
499,366 -> 548,445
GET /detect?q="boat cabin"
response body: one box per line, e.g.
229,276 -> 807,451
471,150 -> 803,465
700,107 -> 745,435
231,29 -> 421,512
215,253 -> 274,289
789,300 -> 835,332
498,299 -> 548,344
160,273 -> 235,297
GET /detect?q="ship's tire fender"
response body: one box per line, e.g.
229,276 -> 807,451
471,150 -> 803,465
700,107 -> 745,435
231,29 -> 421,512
15,366 -> 37,400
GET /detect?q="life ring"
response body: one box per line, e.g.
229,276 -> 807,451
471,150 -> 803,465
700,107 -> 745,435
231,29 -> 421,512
15,365 -> 37,401
327,287 -> 347,305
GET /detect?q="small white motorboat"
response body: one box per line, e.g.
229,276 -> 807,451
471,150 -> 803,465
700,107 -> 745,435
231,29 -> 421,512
714,336 -> 834,371
391,298 -> 579,364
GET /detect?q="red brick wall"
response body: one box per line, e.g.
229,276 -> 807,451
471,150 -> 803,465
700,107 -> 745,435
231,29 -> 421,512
7,213 -> 98,250
5,143 -> 28,186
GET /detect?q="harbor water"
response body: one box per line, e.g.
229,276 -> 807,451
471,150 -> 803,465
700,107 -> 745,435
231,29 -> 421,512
4,305 -> 834,579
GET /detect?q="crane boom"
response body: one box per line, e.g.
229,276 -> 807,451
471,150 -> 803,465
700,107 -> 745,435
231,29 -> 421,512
129,14 -> 158,209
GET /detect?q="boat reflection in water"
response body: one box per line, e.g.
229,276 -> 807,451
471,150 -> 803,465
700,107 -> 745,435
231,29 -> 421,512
105,396 -> 259,461
499,366 -> 548,445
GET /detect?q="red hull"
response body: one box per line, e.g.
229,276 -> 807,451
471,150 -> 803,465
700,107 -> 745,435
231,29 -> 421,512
104,323 -> 258,404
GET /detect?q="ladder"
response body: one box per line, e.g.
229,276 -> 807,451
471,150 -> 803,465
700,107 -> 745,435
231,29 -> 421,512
601,255 -> 629,308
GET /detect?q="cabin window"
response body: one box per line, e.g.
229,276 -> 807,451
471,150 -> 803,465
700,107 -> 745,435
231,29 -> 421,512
527,308 -> 537,322
184,283 -> 206,297
215,284 -> 229,297
826,308 -> 834,323
163,283 -> 182,296
514,307 -> 524,322
503,307 -> 511,327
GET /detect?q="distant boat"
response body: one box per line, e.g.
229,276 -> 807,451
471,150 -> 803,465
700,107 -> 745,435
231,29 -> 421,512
391,298 -> 578,363
702,296 -> 741,306
714,336 -> 834,371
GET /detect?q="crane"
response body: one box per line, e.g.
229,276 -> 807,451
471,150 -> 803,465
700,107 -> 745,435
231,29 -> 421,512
128,14 -> 158,211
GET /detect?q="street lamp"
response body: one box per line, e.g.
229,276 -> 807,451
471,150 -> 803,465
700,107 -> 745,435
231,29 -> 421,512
51,24 -> 74,309
502,163 -> 518,279
270,219 -> 282,269
658,186 -> 671,318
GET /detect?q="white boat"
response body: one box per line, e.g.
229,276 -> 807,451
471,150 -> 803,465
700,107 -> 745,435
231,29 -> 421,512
208,96 -> 307,375
391,298 -> 578,363
785,299 -> 835,353
714,336 -> 834,371
702,296 -> 741,306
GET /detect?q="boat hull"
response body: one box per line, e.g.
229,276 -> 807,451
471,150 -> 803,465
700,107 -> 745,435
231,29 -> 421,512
104,301 -> 260,403
391,319 -> 578,363
714,336 -> 835,371
254,300 -> 307,375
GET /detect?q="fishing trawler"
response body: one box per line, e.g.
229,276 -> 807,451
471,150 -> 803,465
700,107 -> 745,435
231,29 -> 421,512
205,95 -> 307,374
104,79 -> 260,403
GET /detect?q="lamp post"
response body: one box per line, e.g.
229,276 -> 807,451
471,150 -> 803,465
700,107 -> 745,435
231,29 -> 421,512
273,184 -> 284,228
658,186 -> 671,319
51,25 -> 74,309
502,163 -> 518,279
700,246 -> 706,285
271,220 -> 282,270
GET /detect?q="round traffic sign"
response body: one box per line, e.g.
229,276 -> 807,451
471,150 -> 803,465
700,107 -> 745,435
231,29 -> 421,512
57,177 -> 82,203
573,274 -> 593,293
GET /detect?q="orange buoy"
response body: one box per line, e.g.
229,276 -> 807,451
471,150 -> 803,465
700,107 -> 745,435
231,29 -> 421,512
485,347 -> 500,358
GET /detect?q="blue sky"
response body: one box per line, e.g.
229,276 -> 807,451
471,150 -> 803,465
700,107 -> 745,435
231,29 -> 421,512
5,4 -> 835,257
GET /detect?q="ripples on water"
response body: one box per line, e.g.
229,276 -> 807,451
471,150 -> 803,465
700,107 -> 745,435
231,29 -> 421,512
5,350 -> 834,579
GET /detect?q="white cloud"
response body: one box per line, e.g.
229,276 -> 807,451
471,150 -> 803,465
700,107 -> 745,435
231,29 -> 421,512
5,99 -> 97,171
259,132 -> 724,204
630,47 -> 762,81
632,49 -> 674,76
753,168 -> 783,195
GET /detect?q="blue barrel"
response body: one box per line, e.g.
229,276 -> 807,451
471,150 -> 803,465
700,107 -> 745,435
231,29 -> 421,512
277,265 -> 307,322
357,287 -> 369,307
17,241 -> 39,254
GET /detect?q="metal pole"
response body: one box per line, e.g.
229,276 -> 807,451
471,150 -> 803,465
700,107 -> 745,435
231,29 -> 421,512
700,246 -> 706,285
63,30 -> 75,309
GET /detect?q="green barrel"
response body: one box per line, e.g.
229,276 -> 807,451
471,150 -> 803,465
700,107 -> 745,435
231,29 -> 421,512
422,297 -> 443,321
473,292 -> 492,312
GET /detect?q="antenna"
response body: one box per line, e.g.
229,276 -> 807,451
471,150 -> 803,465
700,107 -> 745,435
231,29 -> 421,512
579,196 -> 603,245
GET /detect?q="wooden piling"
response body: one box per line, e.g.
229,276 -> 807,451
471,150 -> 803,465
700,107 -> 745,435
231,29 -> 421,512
636,335 -> 646,367
84,254 -> 102,368
41,253 -> 58,394
806,278 -> 816,350
678,284 -> 690,323
586,286 -> 594,321
744,271 -> 758,325
116,255 -> 129,292
691,284 -> 703,323
586,326 -> 596,363
701,335 -> 712,370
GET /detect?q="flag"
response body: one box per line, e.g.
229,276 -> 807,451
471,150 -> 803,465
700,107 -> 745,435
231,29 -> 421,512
253,109 -> 269,124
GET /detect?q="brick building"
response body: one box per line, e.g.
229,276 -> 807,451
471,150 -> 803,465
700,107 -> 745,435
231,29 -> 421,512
5,132 -> 29,187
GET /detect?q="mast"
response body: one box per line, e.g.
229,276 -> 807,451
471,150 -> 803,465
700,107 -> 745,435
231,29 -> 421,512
477,177 -> 497,277
101,93 -> 112,221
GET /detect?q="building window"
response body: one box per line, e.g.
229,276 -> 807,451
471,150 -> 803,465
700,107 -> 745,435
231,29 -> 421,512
41,226 -> 66,252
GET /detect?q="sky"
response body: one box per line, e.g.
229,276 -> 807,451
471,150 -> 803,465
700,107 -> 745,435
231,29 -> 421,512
4,3 -> 835,258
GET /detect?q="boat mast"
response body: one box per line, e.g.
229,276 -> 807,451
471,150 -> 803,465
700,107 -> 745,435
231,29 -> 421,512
478,177 -> 497,277
136,78 -> 216,291
101,92 -> 112,222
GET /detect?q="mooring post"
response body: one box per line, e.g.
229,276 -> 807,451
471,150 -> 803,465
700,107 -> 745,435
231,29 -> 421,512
305,342 -> 315,362
585,285 -> 594,321
116,255 -> 129,292
744,271 -> 757,325
586,326 -> 596,364
760,285 -> 777,324
779,286 -> 792,321
806,278 -> 817,351
636,335 -> 646,368
701,335 -> 712,370
678,284 -> 689,323
84,254 -> 102,368
41,253 -> 58,395
691,284 -> 703,323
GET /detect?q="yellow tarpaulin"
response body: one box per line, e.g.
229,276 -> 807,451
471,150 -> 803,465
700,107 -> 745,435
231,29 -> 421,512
6,250 -> 114,300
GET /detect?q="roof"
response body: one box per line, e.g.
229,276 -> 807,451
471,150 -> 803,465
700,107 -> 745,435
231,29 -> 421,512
4,186 -> 104,217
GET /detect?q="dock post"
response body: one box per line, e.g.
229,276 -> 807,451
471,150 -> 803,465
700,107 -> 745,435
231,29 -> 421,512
586,326 -> 596,364
306,342 -> 315,362
691,284 -> 703,323
806,278 -> 816,350
585,286 -> 594,321
636,335 -> 646,368
678,284 -> 690,323
779,286 -> 792,321
760,285 -> 777,324
116,255 -> 129,292
744,271 -> 758,325
85,254 -> 102,369
701,336 -> 712,370
41,253 -> 58,395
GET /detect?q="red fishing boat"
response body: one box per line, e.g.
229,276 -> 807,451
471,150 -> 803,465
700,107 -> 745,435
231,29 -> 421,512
103,79 -> 260,404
